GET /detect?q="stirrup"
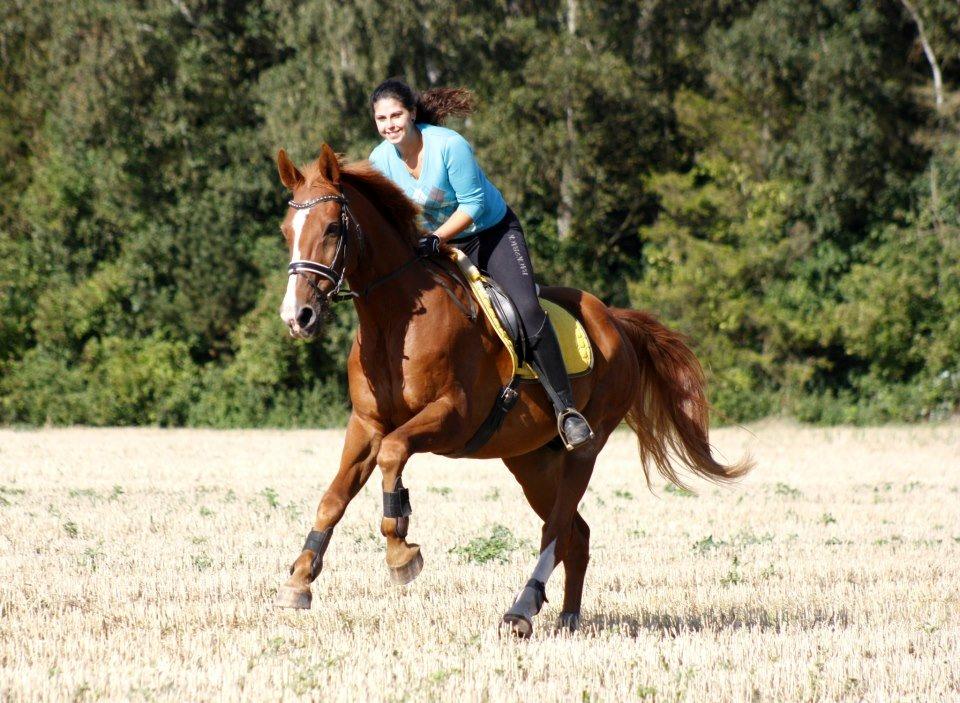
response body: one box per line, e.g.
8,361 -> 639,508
556,408 -> 594,450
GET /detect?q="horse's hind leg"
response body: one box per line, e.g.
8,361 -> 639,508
503,447 -> 595,637
275,414 -> 381,609
559,513 -> 590,630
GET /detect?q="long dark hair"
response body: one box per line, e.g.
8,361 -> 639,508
370,78 -> 475,126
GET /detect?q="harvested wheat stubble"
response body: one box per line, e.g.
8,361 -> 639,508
0,421 -> 958,702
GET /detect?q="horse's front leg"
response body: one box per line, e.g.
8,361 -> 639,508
377,397 -> 461,584
275,413 -> 382,609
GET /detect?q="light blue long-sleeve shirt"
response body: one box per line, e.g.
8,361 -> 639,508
368,124 -> 507,238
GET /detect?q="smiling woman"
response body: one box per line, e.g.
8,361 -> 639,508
369,81 -> 496,238
367,77 -> 594,451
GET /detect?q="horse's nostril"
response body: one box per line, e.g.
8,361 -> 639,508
296,306 -> 316,329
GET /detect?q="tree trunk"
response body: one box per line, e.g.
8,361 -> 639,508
558,0 -> 577,240
900,0 -> 948,280
899,0 -> 943,111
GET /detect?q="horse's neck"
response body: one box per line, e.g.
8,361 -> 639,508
343,182 -> 431,328
342,184 -> 407,283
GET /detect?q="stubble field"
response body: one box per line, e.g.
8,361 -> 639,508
1,422 -> 958,701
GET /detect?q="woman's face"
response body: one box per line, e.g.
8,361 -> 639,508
373,98 -> 416,146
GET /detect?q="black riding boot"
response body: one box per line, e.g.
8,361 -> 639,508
528,317 -> 594,450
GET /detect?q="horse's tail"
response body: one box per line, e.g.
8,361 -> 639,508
609,307 -> 753,489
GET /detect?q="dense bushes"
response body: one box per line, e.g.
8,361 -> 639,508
1,0 -> 958,426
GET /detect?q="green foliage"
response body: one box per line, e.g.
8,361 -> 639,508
693,535 -> 724,555
630,1 -> 960,423
693,530 -> 774,555
450,524 -> 528,565
720,555 -> 743,586
663,484 -> 695,498
775,483 -> 802,499
1,0 -> 958,426
631,146 -> 799,421
1,334 -> 198,425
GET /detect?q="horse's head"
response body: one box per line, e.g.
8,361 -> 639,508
276,144 -> 349,339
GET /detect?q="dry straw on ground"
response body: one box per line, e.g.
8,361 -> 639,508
1,421 -> 958,701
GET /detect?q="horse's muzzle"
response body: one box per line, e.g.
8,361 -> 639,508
285,304 -> 323,339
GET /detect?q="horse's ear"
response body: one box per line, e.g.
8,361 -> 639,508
317,143 -> 341,184
277,149 -> 304,190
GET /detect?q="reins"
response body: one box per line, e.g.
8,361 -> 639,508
287,190 -> 476,319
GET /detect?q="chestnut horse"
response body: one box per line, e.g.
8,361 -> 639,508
274,144 -> 752,637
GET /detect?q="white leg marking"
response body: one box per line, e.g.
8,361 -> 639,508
506,538 -> 558,621
281,208 -> 310,324
532,539 -> 557,583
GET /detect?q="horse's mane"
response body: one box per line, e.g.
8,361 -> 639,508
301,158 -> 421,247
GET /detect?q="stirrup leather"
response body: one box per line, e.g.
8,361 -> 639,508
556,408 -> 595,450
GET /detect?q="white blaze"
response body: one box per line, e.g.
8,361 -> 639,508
281,208 -> 310,324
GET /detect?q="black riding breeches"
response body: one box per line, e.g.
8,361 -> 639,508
453,208 -> 548,342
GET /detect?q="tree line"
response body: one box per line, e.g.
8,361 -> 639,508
1,0 -> 958,426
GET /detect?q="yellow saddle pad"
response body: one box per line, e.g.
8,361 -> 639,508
449,249 -> 593,380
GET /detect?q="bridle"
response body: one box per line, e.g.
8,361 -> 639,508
287,192 -> 359,303
286,188 -> 478,319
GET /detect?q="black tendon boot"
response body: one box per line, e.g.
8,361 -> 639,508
528,317 -> 595,450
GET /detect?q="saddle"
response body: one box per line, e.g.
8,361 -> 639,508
444,250 -> 593,457
449,249 -> 593,381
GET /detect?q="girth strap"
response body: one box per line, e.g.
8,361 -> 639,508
445,376 -> 521,458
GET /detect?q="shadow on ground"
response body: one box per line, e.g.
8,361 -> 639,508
540,606 -> 851,637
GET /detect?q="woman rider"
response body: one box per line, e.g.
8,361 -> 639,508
368,78 -> 593,450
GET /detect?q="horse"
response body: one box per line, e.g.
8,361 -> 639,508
273,144 -> 752,637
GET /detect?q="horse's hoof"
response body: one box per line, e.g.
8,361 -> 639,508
388,549 -> 423,585
501,613 -> 533,639
274,585 -> 312,609
558,611 -> 581,631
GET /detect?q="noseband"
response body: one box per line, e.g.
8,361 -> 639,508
287,192 -> 360,303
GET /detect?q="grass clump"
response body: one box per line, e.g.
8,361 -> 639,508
261,487 -> 279,508
775,483 -> 802,498
693,535 -> 724,554
450,524 -> 527,564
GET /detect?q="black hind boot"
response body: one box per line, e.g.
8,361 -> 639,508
528,317 -> 594,450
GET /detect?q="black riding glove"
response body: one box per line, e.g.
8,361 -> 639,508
416,233 -> 442,258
